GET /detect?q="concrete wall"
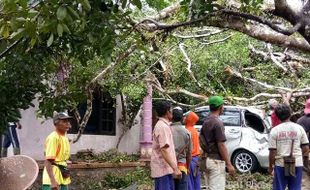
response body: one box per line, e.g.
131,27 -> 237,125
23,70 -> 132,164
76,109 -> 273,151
13,96 -> 141,160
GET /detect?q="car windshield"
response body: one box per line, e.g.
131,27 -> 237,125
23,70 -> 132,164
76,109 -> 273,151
195,109 -> 240,126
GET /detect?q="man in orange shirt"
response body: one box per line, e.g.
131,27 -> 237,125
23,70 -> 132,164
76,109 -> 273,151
185,111 -> 201,190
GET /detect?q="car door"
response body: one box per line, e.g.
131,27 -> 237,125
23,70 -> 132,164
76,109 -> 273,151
240,109 -> 269,153
220,108 -> 242,154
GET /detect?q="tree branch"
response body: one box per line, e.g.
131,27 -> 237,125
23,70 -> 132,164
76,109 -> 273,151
91,45 -> 137,83
0,38 -> 22,59
73,85 -> 93,143
166,88 -> 208,100
230,93 -> 282,102
73,45 -> 137,143
179,43 -> 202,87
266,43 -> 288,72
221,9 -> 301,36
225,66 -> 292,92
135,45 -> 176,80
249,44 -> 309,74
151,3 -> 180,21
197,34 -> 233,45
172,29 -> 224,39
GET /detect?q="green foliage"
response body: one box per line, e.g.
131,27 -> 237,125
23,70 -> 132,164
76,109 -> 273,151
75,149 -> 140,163
0,0 -> 150,130
103,167 -> 151,188
240,0 -> 264,13
145,0 -> 169,11
0,0 -> 309,134
77,167 -> 152,189
0,49 -> 50,132
184,0 -> 221,19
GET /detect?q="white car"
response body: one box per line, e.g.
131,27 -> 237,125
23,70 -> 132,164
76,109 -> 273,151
188,105 -> 271,173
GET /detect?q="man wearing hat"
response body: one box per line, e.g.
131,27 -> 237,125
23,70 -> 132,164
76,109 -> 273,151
42,112 -> 73,190
297,98 -> 310,146
200,96 -> 235,190
171,107 -> 192,190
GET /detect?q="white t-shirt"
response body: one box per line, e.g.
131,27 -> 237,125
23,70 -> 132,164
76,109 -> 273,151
269,121 -> 309,167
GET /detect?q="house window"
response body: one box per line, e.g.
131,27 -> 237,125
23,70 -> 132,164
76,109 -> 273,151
68,87 -> 116,136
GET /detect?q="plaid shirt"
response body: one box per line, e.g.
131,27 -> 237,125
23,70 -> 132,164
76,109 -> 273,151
151,118 -> 177,178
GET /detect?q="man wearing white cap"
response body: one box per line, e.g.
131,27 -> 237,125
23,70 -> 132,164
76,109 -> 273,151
171,107 -> 192,190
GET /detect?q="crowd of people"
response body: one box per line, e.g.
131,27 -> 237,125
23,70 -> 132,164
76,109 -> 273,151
3,96 -> 310,190
151,96 -> 235,190
151,97 -> 310,190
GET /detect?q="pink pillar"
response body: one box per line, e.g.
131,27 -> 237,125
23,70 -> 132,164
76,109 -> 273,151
140,83 -> 152,161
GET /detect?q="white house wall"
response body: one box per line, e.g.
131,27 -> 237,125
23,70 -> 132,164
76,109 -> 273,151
118,109 -> 142,154
15,96 -> 141,160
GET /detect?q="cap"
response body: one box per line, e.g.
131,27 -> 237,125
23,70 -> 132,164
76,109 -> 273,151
207,96 -> 224,107
172,107 -> 183,122
304,99 -> 310,115
268,99 -> 278,109
173,106 -> 183,111
53,112 -> 73,124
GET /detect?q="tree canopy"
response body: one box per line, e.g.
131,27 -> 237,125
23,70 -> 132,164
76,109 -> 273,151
1,0 -> 310,140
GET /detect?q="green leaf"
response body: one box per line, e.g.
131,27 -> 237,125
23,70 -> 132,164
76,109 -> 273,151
0,25 -> 10,38
131,0 -> 142,9
56,6 -> 67,21
121,0 -> 128,9
67,6 -> 80,19
81,0 -> 91,11
9,28 -> 25,39
62,24 -> 71,34
15,17 -> 27,22
57,24 -> 63,37
47,33 -> 54,47
30,37 -> 37,47
145,0 -> 169,10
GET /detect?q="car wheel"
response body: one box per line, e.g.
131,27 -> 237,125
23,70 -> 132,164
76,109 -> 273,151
232,150 -> 258,173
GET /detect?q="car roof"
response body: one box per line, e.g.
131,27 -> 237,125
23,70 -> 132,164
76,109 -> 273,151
193,105 -> 266,118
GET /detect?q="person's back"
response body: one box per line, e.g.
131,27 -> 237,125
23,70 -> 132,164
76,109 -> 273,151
201,114 -> 225,160
270,122 -> 308,166
185,111 -> 201,190
297,98 -> 310,140
185,112 -> 199,157
297,115 -> 310,139
170,107 -> 192,190
200,96 -> 235,190
1,122 -> 21,157
171,123 -> 191,164
268,104 -> 309,190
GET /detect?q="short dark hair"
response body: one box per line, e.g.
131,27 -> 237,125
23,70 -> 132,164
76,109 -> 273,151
154,101 -> 171,117
210,104 -> 222,112
275,104 -> 291,121
172,108 -> 183,122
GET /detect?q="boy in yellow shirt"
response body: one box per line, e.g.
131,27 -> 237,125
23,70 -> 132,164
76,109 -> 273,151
42,112 -> 72,190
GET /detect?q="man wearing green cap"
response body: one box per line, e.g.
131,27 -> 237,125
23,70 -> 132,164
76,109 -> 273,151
200,96 -> 236,190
